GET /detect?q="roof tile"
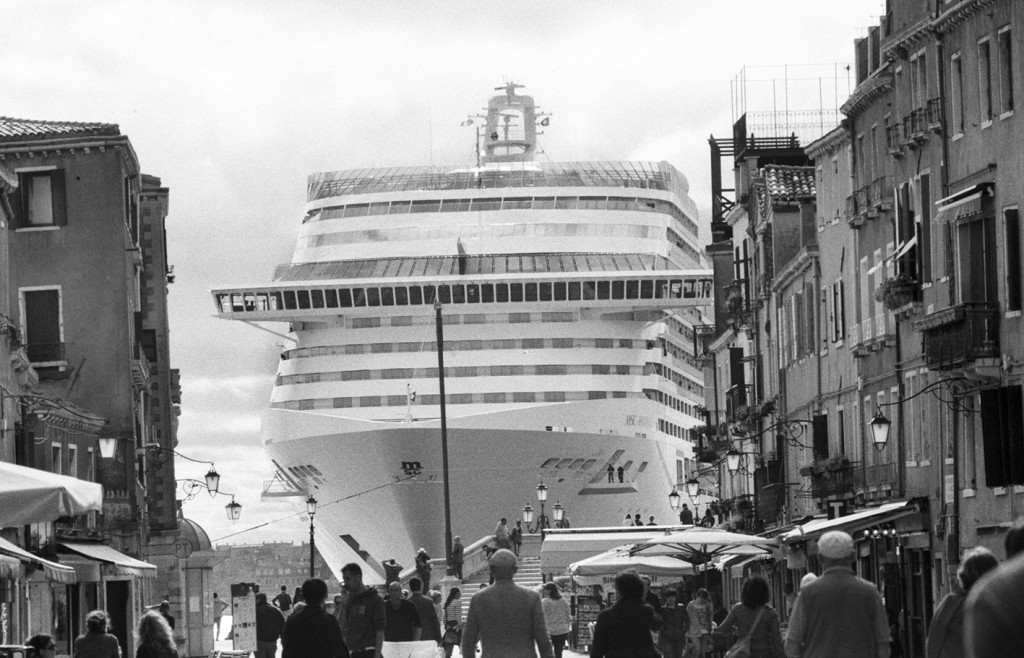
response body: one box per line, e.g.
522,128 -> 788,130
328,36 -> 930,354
762,165 -> 816,200
0,116 -> 120,143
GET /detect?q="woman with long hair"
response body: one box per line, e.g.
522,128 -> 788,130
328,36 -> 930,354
925,546 -> 999,658
717,576 -> 784,658
541,582 -> 572,658
73,609 -> 120,658
441,586 -> 463,658
135,611 -> 178,658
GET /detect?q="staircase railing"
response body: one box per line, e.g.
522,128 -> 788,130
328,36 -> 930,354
395,535 -> 498,586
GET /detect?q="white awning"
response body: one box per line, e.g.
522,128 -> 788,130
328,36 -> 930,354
783,500 -> 920,544
934,183 -> 993,223
540,527 -> 690,574
0,462 -> 103,526
0,536 -> 77,584
59,541 -> 157,579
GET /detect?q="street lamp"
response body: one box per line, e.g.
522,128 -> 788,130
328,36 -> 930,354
536,482 -> 548,539
552,501 -> 564,527
434,295 -> 454,564
120,441 -> 220,495
178,480 -> 242,521
225,497 -> 242,522
306,495 -> 318,578
668,488 -> 681,511
726,449 -> 743,474
685,477 -> 700,498
522,504 -> 534,526
869,410 -> 891,451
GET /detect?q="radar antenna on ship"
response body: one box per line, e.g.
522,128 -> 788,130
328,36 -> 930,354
482,81 -> 539,164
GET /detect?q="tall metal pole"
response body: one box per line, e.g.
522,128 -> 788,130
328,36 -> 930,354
435,297 -> 454,565
309,515 -> 315,578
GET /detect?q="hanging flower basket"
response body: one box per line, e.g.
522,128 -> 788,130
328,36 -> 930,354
875,273 -> 918,310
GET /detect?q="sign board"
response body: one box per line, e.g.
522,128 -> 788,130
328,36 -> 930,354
229,583 -> 257,652
573,596 -> 603,649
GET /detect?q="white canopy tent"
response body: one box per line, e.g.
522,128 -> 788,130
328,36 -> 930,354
0,461 -> 103,527
569,544 -> 694,586
540,527 -> 691,575
629,527 -> 779,560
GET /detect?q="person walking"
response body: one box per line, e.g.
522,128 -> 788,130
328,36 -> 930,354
590,570 -> 662,658
254,592 -> 286,658
542,582 -> 572,658
383,559 -> 403,586
341,563 -> 385,658
685,588 -> 713,658
408,577 -> 441,646
135,612 -> 178,658
384,582 -> 422,642
659,589 -> 688,658
441,588 -> 463,658
607,464 -> 614,483
679,504 -> 694,525
460,549 -> 554,658
281,578 -> 347,658
784,530 -> 890,658
415,548 -> 433,591
511,520 -> 524,557
964,531 -> 1024,658
72,610 -> 120,658
24,635 -> 55,658
495,518 -> 511,551
717,576 -> 784,658
212,593 -> 229,640
273,584 -> 293,614
450,537 -> 465,580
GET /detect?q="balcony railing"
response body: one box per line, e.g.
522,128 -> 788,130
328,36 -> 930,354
886,122 -> 903,154
855,186 -> 870,218
870,175 -> 894,210
916,302 -> 999,370
27,342 -> 66,364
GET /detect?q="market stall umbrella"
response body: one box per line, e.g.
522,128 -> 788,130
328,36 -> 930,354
569,544 -> 694,586
628,528 -> 779,560
0,461 -> 103,526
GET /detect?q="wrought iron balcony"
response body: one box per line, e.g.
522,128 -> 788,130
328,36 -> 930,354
846,194 -> 863,228
885,122 -> 904,155
903,108 -> 929,147
870,175 -> 894,210
926,97 -> 942,131
914,302 -> 999,370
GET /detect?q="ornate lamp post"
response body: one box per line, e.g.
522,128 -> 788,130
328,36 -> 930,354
522,504 -> 534,529
552,501 -> 564,527
306,495 -> 318,578
869,410 -> 891,451
668,488 -> 681,511
536,482 -> 548,540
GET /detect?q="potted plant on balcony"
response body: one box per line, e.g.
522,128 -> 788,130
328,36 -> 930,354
875,272 -> 918,310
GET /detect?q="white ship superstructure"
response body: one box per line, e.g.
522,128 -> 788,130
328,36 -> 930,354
212,84 -> 713,582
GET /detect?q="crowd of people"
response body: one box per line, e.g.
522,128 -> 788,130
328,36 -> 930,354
22,607 -> 179,658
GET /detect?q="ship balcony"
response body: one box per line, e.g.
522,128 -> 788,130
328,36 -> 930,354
913,302 -> 999,371
212,270 -> 714,322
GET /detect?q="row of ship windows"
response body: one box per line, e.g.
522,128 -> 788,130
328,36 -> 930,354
272,388 -> 700,422
277,363 -> 705,397
285,337 -> 653,359
218,277 -> 712,314
272,390 -> 642,410
307,195 -> 699,236
348,311 -> 574,328
303,222 -> 662,248
277,364 -> 645,386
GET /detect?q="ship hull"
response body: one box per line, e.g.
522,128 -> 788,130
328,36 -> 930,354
264,396 -> 689,582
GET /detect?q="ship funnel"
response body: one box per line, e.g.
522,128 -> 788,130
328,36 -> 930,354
482,81 -> 539,164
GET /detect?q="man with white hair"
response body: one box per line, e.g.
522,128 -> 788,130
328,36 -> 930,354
785,530 -> 890,658
460,549 -> 555,658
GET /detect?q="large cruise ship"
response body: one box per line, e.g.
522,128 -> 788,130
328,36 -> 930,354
212,83 -> 713,582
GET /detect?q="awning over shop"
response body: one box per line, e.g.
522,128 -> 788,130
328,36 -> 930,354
0,462 -> 103,526
59,541 -> 157,579
541,528 -> 683,574
782,501 -> 921,544
0,536 -> 77,584
933,183 -> 993,223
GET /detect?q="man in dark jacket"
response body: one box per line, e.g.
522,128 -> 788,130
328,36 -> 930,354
408,577 -> 441,646
255,592 -> 286,658
342,563 -> 386,658
449,537 -> 465,579
281,578 -> 348,658
591,571 -> 662,658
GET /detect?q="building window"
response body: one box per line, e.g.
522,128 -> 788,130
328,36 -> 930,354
997,26 -> 1014,115
51,443 -> 62,475
1006,208 -> 1021,312
980,386 -> 1024,487
957,215 -> 998,303
68,445 -> 78,479
951,52 -> 964,134
16,169 -> 67,228
20,287 -> 65,365
978,37 -> 993,122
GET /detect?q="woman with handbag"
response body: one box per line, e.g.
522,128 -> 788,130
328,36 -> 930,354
441,587 -> 463,658
716,577 -> 784,658
542,583 -> 572,658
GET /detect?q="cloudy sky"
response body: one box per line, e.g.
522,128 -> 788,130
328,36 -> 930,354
3,0 -> 882,544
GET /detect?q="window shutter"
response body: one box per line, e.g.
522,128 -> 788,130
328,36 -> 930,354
51,169 -> 67,226
812,414 -> 829,461
980,388 -> 1008,487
